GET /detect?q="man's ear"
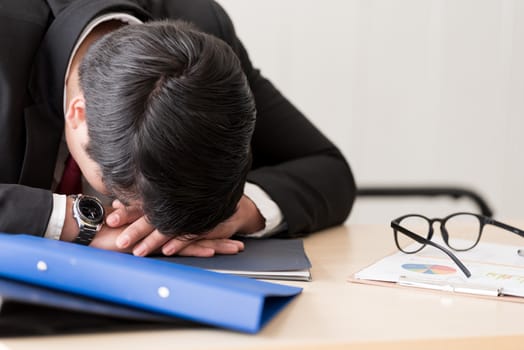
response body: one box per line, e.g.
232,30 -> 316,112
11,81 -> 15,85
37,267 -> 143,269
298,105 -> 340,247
65,96 -> 86,129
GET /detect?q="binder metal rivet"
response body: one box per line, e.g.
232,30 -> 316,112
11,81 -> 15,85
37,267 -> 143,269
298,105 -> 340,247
157,286 -> 170,298
36,261 -> 48,271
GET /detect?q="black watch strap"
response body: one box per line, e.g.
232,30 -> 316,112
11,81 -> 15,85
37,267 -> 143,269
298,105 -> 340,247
73,226 -> 98,245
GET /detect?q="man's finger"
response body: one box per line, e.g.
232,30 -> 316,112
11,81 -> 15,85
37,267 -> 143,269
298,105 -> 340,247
195,239 -> 244,254
106,201 -> 143,227
167,239 -> 244,257
116,216 -> 154,249
176,243 -> 215,257
161,235 -> 195,256
132,230 -> 171,257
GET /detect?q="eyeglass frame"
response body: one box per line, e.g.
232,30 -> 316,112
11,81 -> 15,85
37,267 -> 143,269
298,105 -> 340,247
390,212 -> 524,279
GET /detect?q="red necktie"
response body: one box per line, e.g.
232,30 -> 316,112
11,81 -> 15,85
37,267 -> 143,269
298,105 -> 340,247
56,155 -> 83,195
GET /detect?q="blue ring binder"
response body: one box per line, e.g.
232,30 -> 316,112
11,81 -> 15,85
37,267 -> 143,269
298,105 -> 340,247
0,233 -> 302,333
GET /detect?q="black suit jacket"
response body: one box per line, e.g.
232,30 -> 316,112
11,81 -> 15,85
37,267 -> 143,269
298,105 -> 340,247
0,0 -> 356,237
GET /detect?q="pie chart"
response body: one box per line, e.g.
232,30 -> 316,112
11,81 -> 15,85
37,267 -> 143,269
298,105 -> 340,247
401,263 -> 456,275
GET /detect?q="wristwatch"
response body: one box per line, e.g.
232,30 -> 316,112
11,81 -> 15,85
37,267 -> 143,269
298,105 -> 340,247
71,194 -> 105,245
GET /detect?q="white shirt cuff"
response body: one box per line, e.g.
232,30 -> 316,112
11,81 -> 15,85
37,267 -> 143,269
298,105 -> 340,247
44,194 -> 67,240
242,182 -> 285,238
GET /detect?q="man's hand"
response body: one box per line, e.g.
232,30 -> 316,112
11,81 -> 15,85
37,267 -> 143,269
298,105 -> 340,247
107,195 -> 265,257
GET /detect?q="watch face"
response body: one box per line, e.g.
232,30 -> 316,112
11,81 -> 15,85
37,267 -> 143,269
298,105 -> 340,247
79,197 -> 104,221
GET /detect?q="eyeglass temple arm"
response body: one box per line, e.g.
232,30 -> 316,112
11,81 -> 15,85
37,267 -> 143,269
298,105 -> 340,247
485,218 -> 524,239
391,222 -> 472,278
359,186 -> 493,217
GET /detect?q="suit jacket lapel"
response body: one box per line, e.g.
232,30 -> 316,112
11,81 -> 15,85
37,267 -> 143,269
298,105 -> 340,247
32,0 -> 151,118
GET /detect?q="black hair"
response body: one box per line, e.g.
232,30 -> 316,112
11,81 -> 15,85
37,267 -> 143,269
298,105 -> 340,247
78,20 -> 256,236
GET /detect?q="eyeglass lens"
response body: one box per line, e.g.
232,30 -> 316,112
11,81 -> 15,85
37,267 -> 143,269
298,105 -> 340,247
395,215 -> 430,253
396,213 -> 482,253
443,213 -> 481,250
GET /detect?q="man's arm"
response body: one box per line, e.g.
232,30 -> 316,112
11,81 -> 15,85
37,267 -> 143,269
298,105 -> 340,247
0,184 -> 53,236
210,2 -> 356,235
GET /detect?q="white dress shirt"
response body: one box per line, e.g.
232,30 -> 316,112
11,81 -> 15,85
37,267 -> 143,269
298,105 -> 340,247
45,13 -> 284,240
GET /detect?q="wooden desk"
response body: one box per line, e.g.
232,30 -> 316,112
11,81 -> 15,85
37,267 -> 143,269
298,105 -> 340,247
2,224 -> 524,350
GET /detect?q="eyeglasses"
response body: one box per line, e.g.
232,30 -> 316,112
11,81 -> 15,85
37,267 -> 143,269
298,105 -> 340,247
390,212 -> 524,278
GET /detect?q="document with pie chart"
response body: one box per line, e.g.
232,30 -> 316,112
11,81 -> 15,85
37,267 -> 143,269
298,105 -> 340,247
351,238 -> 524,300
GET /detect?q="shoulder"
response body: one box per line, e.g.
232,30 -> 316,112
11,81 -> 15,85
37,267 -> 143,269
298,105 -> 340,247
147,0 -> 237,44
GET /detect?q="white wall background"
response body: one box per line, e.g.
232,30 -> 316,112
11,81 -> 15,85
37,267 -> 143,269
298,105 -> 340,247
217,0 -> 524,224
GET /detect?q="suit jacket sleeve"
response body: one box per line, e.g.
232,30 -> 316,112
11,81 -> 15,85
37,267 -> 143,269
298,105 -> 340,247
0,185 -> 53,236
208,2 -> 356,236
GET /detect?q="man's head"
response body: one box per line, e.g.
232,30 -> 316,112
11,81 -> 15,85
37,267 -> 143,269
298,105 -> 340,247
72,20 -> 256,236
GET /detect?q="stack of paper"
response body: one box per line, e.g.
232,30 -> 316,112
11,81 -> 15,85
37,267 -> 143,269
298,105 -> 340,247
352,238 -> 524,299
160,238 -> 312,281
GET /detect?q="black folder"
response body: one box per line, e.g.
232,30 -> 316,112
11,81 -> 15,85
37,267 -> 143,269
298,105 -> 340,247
160,238 -> 312,281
